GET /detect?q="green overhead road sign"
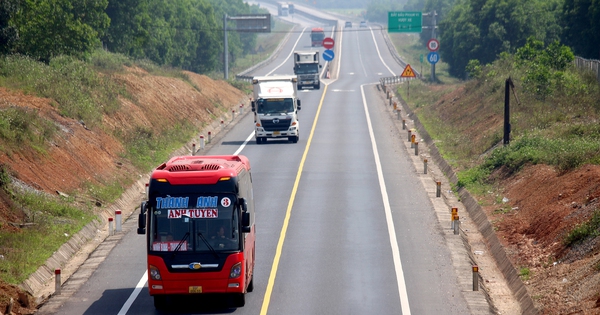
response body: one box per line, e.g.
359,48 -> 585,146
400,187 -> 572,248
388,11 -> 422,33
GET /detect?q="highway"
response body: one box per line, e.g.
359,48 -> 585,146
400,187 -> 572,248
40,3 -> 487,315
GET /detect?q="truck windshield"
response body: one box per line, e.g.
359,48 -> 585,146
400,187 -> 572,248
311,32 -> 324,42
149,193 -> 240,253
257,98 -> 294,114
295,64 -> 319,74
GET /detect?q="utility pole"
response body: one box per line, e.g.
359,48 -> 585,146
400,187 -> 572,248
430,10 -> 437,82
223,14 -> 229,80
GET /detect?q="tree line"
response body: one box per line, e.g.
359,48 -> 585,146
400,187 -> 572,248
366,0 -> 599,79
0,0 -> 266,74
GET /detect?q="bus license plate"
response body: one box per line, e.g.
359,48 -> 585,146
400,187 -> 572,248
189,286 -> 202,293
273,131 -> 280,136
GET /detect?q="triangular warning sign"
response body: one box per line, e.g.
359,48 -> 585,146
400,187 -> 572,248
400,64 -> 416,78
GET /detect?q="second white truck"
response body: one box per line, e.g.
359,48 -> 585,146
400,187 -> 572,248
251,75 -> 301,144
293,51 -> 321,90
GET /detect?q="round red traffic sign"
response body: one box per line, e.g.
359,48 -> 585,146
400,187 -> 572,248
322,37 -> 335,49
427,38 -> 439,51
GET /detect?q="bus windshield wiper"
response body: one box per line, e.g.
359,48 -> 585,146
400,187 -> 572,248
198,232 -> 219,259
172,232 -> 189,257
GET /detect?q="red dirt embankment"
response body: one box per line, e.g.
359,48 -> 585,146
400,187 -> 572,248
0,67 -> 248,314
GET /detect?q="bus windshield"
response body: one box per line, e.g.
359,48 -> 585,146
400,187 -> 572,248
149,193 -> 240,253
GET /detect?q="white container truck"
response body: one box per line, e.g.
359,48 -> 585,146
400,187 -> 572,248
251,75 -> 301,144
293,51 -> 321,90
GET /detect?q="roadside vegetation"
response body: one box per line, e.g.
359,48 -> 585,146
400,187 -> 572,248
390,30 -> 600,245
0,21 -> 288,287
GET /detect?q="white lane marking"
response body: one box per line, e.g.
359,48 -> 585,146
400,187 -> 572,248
267,27 -> 307,75
361,84 -> 411,314
234,131 -> 257,155
117,271 -> 148,315
368,28 -> 396,76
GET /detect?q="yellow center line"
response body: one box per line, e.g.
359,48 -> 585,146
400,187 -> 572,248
259,84 -> 329,315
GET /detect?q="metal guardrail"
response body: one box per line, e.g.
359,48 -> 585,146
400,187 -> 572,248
575,56 -> 600,83
376,23 -> 422,85
379,76 -> 415,86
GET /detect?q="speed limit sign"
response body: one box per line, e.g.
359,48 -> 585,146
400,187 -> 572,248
427,38 -> 439,51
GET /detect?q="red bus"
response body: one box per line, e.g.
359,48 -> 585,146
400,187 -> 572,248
137,155 -> 256,309
311,27 -> 325,47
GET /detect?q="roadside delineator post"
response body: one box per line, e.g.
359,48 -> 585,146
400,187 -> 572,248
108,217 -> 114,236
199,135 -> 205,150
473,265 -> 479,291
411,134 -> 416,148
115,210 -> 122,232
414,142 -> 419,155
424,158 -> 428,174
240,104 -> 244,115
221,119 -> 224,130
436,181 -> 441,197
232,109 -> 235,121
55,269 -> 61,295
402,119 -> 406,130
397,108 -> 401,120
408,129 -> 412,142
451,207 -> 458,229
208,131 -> 212,143
191,143 -> 196,156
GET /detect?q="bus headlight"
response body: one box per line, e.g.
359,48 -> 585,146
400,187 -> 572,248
230,262 -> 242,279
149,265 -> 162,280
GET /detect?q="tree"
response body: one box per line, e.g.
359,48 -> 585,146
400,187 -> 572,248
103,0 -> 151,59
14,0 -> 109,62
439,0 -> 562,79
0,0 -> 19,54
561,0 -> 600,59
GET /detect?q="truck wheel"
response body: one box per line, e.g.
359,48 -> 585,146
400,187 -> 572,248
315,82 -> 320,90
289,136 -> 298,143
256,137 -> 265,144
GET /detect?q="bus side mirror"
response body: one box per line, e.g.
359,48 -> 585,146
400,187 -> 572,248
297,99 -> 301,110
251,101 -> 256,112
137,201 -> 147,235
238,198 -> 248,212
242,212 -> 251,233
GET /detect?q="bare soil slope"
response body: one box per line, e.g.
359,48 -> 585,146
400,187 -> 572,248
434,85 -> 600,315
0,67 -> 247,314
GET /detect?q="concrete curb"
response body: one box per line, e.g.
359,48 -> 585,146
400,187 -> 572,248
388,85 -> 538,315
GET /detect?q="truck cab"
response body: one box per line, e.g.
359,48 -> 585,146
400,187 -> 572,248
251,75 -> 301,144
293,51 -> 321,90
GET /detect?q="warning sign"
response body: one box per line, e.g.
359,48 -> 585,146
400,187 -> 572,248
400,64 -> 416,78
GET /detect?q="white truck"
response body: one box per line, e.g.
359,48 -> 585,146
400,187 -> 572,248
293,51 -> 321,90
251,75 -> 301,144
